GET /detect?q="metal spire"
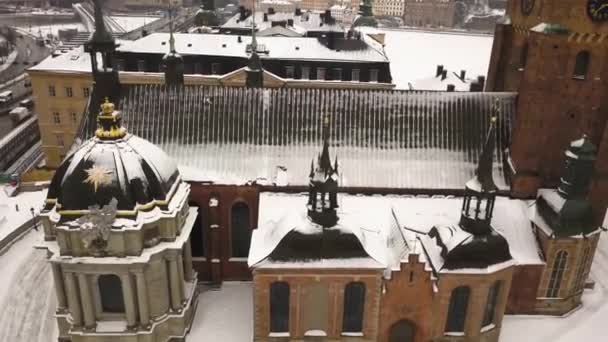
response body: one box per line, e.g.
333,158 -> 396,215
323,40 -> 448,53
319,114 -> 332,173
475,104 -> 498,192
169,3 -> 176,54
251,0 -> 258,52
90,0 -> 114,44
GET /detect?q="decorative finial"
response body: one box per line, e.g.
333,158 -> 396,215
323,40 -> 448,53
96,98 -> 126,140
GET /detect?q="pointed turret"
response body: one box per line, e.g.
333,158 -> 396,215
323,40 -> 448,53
459,108 -> 499,235
307,115 -> 339,227
536,135 -> 597,237
162,5 -> 184,87
84,0 -> 121,138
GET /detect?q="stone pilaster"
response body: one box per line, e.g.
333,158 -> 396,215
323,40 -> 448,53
121,274 -> 138,329
183,239 -> 194,281
51,263 -> 67,311
168,255 -> 182,312
135,271 -> 150,328
177,253 -> 186,301
64,272 -> 83,327
77,274 -> 96,330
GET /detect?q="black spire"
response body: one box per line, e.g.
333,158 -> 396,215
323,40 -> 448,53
162,6 -> 184,87
246,6 -> 263,88
307,115 -> 339,228
459,108 -> 499,235
84,0 -> 121,138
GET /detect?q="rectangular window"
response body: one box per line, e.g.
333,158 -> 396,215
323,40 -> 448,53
351,69 -> 360,82
211,63 -> 221,75
194,63 -> 203,74
301,66 -> 310,80
332,68 -> 343,81
317,67 -> 326,80
370,69 -> 379,82
66,87 -> 73,98
48,85 -> 56,97
56,134 -> 64,147
83,87 -> 90,98
285,65 -> 295,79
137,60 -> 146,72
52,112 -> 61,124
71,112 -> 78,124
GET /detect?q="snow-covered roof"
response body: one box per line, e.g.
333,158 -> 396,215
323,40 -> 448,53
115,33 -> 387,63
118,85 -> 517,189
222,11 -> 344,33
250,193 -> 542,273
411,70 -> 476,92
28,46 -> 93,73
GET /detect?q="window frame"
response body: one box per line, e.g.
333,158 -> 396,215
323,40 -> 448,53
546,250 -> 569,298
342,281 -> 366,334
369,68 -> 379,83
48,85 -> 56,97
482,281 -> 500,328
573,51 -> 590,80
285,65 -> 295,79
445,286 -> 470,333
269,281 -> 290,334
52,112 -> 61,125
66,87 -> 73,98
351,69 -> 360,82
97,274 -> 125,314
211,63 -> 221,75
230,201 -> 252,258
83,87 -> 90,98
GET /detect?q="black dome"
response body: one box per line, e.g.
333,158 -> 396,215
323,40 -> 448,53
47,100 -> 179,213
443,230 -> 512,270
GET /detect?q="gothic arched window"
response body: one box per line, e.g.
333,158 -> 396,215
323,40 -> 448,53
231,202 -> 251,258
482,281 -> 501,327
573,51 -> 590,79
98,274 -> 124,313
270,282 -> 290,333
189,201 -> 205,257
342,282 -> 366,333
445,286 -> 470,333
546,250 -> 568,298
573,245 -> 592,294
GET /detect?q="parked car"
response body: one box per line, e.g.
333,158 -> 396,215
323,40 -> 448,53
0,90 -> 13,105
9,106 -> 30,124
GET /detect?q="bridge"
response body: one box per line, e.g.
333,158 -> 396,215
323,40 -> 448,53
72,1 -> 125,33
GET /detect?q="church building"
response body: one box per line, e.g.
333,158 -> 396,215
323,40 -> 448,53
35,0 -> 607,341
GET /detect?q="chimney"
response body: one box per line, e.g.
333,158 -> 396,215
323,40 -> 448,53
460,70 -> 466,80
238,5 -> 246,21
441,69 -> 448,80
268,7 -> 275,15
324,9 -> 332,24
263,13 -> 268,22
436,65 -> 444,77
447,84 -> 456,92
295,8 -> 302,16
238,35 -> 242,43
477,75 -> 486,90
287,19 -> 294,26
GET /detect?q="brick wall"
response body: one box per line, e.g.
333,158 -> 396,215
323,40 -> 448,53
252,268 -> 382,341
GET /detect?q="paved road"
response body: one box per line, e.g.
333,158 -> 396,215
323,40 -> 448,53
0,31 -> 49,85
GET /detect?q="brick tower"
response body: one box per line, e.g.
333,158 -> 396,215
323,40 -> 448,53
486,0 -> 608,220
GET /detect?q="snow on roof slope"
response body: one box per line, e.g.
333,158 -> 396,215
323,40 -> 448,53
116,33 -> 388,63
411,70 -> 474,91
119,85 -> 516,190
251,193 -> 541,272
222,11 -> 344,33
250,193 -> 408,269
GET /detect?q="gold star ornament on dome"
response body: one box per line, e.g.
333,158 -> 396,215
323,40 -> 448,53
84,165 -> 113,192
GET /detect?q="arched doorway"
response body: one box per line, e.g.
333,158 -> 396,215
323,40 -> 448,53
389,320 -> 415,342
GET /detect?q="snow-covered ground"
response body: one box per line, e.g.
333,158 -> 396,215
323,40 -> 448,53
360,28 -> 495,89
0,187 -> 47,243
0,230 -> 57,342
189,282 -> 253,341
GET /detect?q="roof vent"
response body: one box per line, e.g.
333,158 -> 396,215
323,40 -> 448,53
161,41 -> 166,45
187,43 -> 192,47
238,36 -> 242,43
222,43 -> 227,48
295,46 -> 299,50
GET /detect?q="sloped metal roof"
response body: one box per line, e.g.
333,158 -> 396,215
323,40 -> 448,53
117,85 -> 516,190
